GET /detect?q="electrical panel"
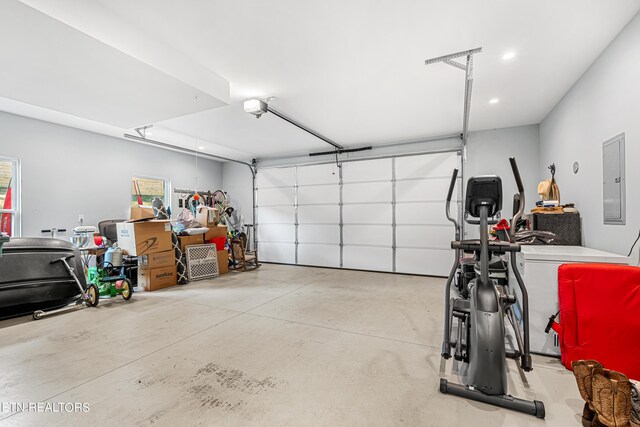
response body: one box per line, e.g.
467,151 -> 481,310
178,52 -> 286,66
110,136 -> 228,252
603,133 -> 626,225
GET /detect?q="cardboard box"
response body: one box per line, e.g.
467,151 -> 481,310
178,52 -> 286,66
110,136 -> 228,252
178,234 -> 204,253
138,250 -> 175,269
116,220 -> 172,256
130,206 -> 155,221
204,225 -> 228,241
217,249 -> 229,274
196,206 -> 219,227
138,265 -> 177,291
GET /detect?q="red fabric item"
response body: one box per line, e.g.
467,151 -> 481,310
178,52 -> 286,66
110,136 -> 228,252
556,263 -> 640,380
493,218 -> 510,230
206,237 -> 226,251
1,180 -> 12,236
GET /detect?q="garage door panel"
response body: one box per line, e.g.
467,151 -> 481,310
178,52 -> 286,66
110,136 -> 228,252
395,152 -> 459,180
343,182 -> 392,203
298,244 -> 340,268
343,225 -> 392,246
343,246 -> 393,272
257,224 -> 295,243
396,248 -> 454,276
298,205 -> 340,224
396,177 -> 453,202
298,184 -> 340,205
260,242 -> 296,264
396,224 -> 453,249
297,164 -> 340,185
257,205 -> 295,224
257,167 -> 295,188
257,187 -> 295,206
396,202 -> 454,225
342,158 -> 392,182
343,204 -> 392,225
298,224 -> 340,244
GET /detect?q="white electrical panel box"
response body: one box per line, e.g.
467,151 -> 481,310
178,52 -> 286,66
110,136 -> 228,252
603,133 -> 625,225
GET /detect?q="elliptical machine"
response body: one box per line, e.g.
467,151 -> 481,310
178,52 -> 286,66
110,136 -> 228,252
439,157 -> 545,419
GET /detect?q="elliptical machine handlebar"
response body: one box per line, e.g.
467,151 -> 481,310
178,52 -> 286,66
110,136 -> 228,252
508,157 -> 525,241
507,157 -> 532,371
509,157 -> 524,194
445,168 -> 460,240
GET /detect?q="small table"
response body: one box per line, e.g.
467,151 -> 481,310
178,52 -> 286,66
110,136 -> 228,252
532,212 -> 582,245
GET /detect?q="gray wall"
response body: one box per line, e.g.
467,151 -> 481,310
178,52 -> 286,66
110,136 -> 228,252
540,12 -> 640,256
222,162 -> 255,225
466,125 -> 540,217
464,125 -> 540,238
0,111 -> 223,237
228,124 -> 540,236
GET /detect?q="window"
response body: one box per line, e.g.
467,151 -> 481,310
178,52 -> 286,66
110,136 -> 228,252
0,157 -> 21,237
131,176 -> 170,207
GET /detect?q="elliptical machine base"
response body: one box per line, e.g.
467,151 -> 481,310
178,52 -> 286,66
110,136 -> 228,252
440,379 -> 545,419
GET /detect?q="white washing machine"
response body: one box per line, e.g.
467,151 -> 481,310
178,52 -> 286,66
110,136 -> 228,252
508,245 -> 629,356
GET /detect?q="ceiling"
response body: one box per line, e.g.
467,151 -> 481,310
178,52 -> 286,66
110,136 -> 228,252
3,0 -> 640,160
0,1 -> 228,129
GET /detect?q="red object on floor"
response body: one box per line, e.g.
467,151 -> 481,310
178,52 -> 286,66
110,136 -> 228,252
554,263 -> 640,380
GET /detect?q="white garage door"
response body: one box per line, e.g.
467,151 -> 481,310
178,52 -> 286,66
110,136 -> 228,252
256,150 -> 461,276
394,152 -> 461,276
255,167 -> 296,264
297,163 -> 341,268
342,158 -> 394,272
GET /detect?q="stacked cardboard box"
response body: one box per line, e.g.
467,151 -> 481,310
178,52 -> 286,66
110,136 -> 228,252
204,225 -> 229,275
177,234 -> 204,253
130,206 -> 155,221
137,250 -> 177,291
217,249 -> 229,274
204,224 -> 227,241
196,206 -> 219,228
116,219 -> 177,291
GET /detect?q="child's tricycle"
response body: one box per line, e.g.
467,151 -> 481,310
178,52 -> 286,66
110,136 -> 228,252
87,261 -> 133,306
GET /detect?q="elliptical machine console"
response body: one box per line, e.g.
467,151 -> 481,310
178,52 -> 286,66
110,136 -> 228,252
439,157 -> 545,419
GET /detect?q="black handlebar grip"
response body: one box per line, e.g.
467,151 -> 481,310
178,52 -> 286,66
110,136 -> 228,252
41,229 -> 51,233
58,229 -> 67,232
509,157 -> 524,193
446,169 -> 459,202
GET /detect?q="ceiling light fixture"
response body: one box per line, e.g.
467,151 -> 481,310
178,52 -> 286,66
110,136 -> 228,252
489,98 -> 499,104
243,98 -> 268,118
198,146 -> 205,150
502,51 -> 516,61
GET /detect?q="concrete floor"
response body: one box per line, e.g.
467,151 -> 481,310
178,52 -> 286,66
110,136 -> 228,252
0,264 -> 583,426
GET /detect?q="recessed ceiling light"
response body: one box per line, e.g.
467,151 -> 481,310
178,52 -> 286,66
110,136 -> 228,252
198,146 -> 205,150
489,98 -> 499,104
146,131 -> 153,137
502,51 -> 516,61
